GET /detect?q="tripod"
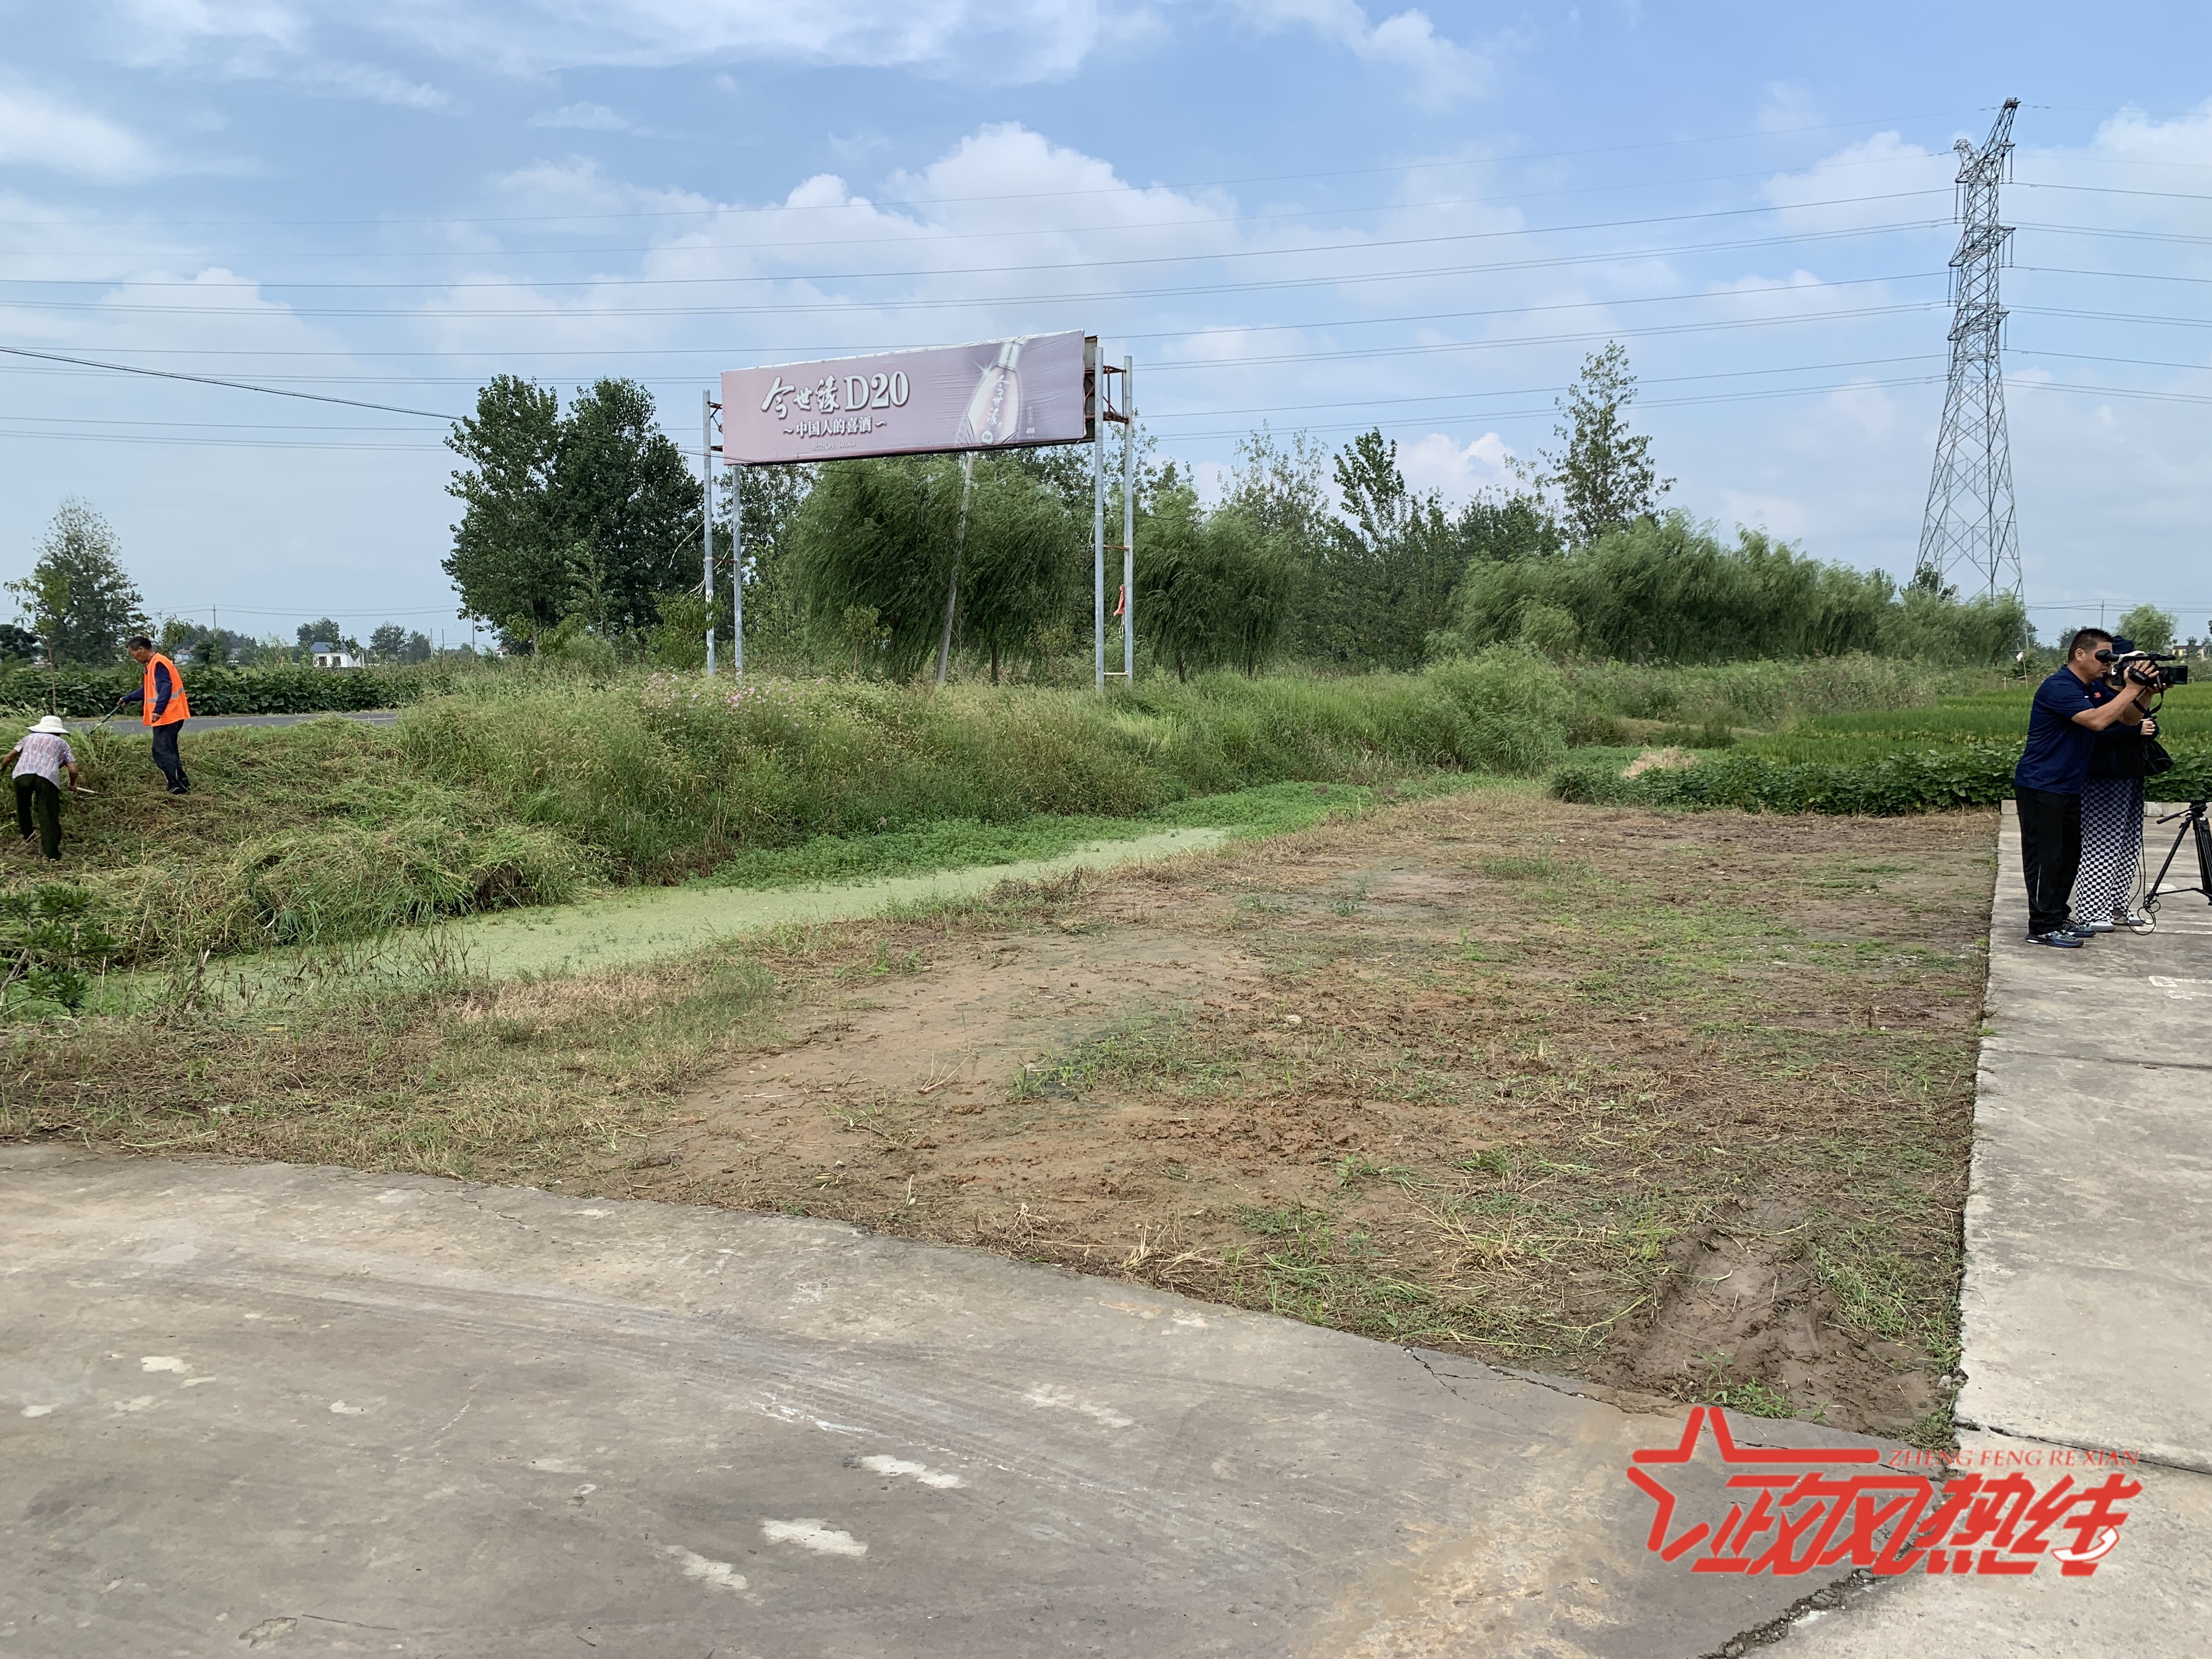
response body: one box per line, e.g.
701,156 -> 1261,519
2144,799 -> 2212,921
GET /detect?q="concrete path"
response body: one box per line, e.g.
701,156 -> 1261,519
1779,799 -> 2212,1656
3,1143 -> 1899,1658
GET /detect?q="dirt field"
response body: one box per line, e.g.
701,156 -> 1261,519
606,786 -> 1995,1443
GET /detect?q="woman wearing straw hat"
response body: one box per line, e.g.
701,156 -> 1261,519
4,715 -> 83,861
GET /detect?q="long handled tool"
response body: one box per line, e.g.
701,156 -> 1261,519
82,699 -> 131,737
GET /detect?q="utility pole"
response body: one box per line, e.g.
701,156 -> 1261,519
1917,98 -> 2022,600
702,390 -> 716,677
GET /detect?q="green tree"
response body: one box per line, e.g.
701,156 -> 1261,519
555,378 -> 699,640
1136,486 -> 1293,680
955,455 -> 1085,682
2117,603 -> 2177,653
295,618 -> 356,653
7,499 -> 146,668
445,376 -> 698,652
369,622 -> 408,661
789,454 -> 1082,681
728,462 -> 816,651
444,375 -> 567,647
1448,514 -> 1890,663
791,456 -> 968,679
1534,342 -> 1672,545
1457,493 -> 1565,565
1304,430 -> 1471,670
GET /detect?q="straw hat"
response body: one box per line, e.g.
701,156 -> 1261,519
29,715 -> 69,736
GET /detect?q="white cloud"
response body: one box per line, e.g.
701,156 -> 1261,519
0,80 -> 162,182
1400,431 -> 1515,501
111,0 -> 1103,84
299,60 -> 447,108
110,1 -> 443,104
1756,81 -> 1819,135
531,103 -> 636,133
1762,131 -> 1953,236
1226,0 -> 1491,106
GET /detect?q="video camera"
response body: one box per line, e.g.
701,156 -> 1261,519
2097,647 -> 2191,690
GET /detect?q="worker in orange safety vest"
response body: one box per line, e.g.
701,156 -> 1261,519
116,634 -> 193,794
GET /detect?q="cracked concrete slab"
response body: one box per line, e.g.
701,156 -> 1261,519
1957,803 -> 2212,1471
2,1144 -> 1875,1658
1774,1433 -> 2212,1658
1773,801 -> 2212,1655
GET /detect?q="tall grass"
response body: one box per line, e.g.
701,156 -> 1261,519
1556,655 -> 2002,732
395,654 -> 1567,878
11,651 -> 2010,971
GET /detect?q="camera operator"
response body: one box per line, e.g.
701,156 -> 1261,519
2075,635 -> 2159,933
2013,627 -> 2157,948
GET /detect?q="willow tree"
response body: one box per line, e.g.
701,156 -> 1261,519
1136,487 -> 1293,680
791,453 -> 1081,680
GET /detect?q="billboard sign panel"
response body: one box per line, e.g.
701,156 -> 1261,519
721,331 -> 1093,466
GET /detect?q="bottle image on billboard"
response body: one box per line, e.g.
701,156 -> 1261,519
956,340 -> 1024,446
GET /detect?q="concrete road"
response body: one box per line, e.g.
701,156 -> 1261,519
61,709 -> 400,733
1778,802 -> 2212,1657
1,1145 -> 1888,1659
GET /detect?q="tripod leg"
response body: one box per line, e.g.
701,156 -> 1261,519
2194,805 -> 2212,905
2147,815 -> 2192,911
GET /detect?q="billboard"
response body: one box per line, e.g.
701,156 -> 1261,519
721,332 -> 1093,466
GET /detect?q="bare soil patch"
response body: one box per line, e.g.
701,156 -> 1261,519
610,791 -> 1994,1442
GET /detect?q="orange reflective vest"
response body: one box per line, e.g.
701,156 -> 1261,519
141,653 -> 190,726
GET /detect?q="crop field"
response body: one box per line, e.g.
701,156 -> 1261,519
1734,680 -> 2212,763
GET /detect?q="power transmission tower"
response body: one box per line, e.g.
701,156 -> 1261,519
1917,98 -> 2022,599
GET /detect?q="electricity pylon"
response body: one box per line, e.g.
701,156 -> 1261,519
1917,98 -> 2022,599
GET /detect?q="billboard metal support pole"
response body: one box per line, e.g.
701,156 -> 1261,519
701,390 -> 716,678
1121,355 -> 1135,685
936,452 -> 975,686
730,461 -> 744,679
1093,374 -> 1107,695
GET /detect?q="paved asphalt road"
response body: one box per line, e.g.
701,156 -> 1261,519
61,709 -> 400,732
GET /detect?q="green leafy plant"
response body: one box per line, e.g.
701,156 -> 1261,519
0,884 -> 119,1017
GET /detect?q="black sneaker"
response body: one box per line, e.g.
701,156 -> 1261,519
2027,930 -> 2085,949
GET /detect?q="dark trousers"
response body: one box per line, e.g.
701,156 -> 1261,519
150,720 -> 189,792
14,775 -> 60,860
2017,785 -> 2083,936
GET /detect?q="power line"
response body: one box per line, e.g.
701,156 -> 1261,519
0,111 -> 1982,233
0,346 -> 460,421
0,189 -> 1955,296
0,158 -> 1960,259
0,232 -> 1948,319
8,369 -> 2201,454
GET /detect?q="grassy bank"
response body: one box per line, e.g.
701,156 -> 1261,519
1,652 -> 1994,980
16,663 -> 1562,972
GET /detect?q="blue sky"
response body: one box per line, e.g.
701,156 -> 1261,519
4,2 -> 2211,645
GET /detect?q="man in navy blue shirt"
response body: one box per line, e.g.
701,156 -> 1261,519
2015,628 -> 2158,946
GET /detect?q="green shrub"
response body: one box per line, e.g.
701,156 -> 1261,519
1553,741 -> 2212,816
0,663 -> 450,718
0,884 -> 119,1017
1443,512 -> 2028,668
